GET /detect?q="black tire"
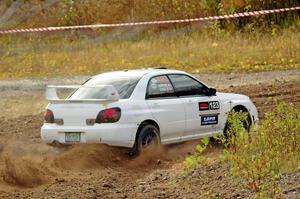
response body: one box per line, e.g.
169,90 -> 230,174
224,110 -> 251,139
129,124 -> 160,155
241,111 -> 252,132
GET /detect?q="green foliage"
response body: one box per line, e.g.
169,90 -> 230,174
0,27 -> 299,78
218,102 -> 300,198
56,0 -> 299,29
1,0 -> 298,30
217,110 -> 249,149
0,1 -> 299,78
60,0 -> 78,26
184,137 -> 209,172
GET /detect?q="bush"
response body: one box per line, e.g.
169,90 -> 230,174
57,0 -> 299,30
220,102 -> 300,197
184,137 -> 210,172
1,0 -> 298,30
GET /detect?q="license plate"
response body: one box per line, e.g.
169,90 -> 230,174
65,132 -> 81,143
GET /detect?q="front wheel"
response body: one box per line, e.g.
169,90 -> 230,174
129,125 -> 160,155
223,110 -> 251,139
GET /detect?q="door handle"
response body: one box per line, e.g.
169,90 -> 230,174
151,103 -> 160,108
187,100 -> 194,105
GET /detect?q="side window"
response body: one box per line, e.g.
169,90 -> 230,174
147,75 -> 175,99
168,74 -> 207,96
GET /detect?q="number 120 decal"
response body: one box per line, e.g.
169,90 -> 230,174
199,101 -> 220,111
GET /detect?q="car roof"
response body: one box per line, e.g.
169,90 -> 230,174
92,68 -> 186,79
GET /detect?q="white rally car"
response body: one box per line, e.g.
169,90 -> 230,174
41,68 -> 258,153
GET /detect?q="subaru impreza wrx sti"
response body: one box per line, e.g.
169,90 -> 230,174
41,68 -> 258,153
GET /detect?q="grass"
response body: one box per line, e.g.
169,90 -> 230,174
185,102 -> 300,198
0,27 -> 299,79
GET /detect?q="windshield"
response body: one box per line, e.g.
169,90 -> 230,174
69,76 -> 140,99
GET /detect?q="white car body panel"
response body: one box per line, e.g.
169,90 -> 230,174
146,98 -> 185,142
41,69 -> 259,148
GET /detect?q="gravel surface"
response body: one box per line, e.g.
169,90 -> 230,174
0,70 -> 299,198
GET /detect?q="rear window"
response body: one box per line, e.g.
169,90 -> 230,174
147,75 -> 175,98
70,76 -> 140,99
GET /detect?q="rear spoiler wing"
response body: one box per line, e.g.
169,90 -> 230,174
45,85 -> 120,104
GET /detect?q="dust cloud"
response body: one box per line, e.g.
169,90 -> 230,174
0,139 -> 200,188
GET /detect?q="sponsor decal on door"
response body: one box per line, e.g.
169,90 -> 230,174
199,101 -> 220,111
201,115 -> 218,125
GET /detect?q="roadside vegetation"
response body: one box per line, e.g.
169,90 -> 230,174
1,0 -> 298,28
0,1 -> 299,198
184,102 -> 300,198
0,0 -> 299,78
0,26 -> 299,79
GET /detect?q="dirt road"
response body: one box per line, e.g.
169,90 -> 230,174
0,70 -> 299,198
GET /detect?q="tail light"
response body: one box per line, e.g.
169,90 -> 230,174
95,107 -> 121,123
44,109 -> 54,123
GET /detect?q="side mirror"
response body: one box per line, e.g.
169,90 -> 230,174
207,88 -> 217,96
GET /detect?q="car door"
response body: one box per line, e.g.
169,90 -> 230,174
146,75 -> 185,143
168,74 -> 221,139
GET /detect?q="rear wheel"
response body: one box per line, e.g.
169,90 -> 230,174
129,125 -> 160,155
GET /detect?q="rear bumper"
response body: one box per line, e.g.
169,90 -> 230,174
41,123 -> 137,148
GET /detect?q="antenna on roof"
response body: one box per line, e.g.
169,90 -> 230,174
153,67 -> 168,69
